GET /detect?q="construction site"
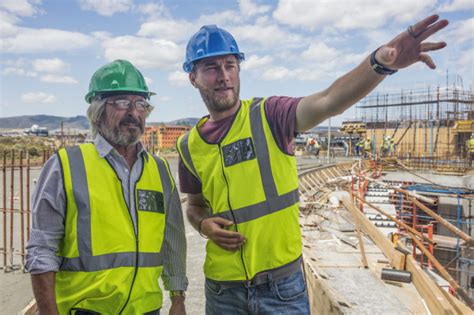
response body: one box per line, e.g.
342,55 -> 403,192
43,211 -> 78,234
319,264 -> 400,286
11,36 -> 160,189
1,83 -> 473,314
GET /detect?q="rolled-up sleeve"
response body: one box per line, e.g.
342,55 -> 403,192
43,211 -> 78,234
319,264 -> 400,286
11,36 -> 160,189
161,187 -> 188,292
25,155 -> 65,274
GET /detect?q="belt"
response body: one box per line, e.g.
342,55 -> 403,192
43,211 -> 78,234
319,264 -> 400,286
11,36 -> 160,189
208,256 -> 302,290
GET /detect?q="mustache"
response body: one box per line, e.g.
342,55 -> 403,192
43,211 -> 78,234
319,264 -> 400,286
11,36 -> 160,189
120,116 -> 141,126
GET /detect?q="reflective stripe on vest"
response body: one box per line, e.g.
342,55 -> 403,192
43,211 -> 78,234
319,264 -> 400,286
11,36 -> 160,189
59,146 -> 169,272
179,98 -> 299,224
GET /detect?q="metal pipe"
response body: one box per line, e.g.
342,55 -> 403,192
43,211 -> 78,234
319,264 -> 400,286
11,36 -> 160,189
409,231 -> 473,309
26,152 -> 30,242
20,150 -> 25,262
9,150 -> 14,267
412,198 -> 473,246
360,174 -> 438,205
2,151 -> 6,269
381,268 -> 412,283
353,194 -> 435,245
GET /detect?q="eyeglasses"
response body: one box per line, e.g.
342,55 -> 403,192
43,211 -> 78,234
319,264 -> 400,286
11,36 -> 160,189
106,99 -> 151,112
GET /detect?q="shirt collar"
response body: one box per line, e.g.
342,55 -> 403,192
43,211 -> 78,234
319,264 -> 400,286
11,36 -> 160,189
94,133 -> 149,161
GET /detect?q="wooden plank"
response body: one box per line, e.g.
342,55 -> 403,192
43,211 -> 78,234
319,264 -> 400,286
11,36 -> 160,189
355,216 -> 369,268
342,198 -> 405,270
405,256 -> 458,314
303,251 -> 350,315
309,173 -> 322,184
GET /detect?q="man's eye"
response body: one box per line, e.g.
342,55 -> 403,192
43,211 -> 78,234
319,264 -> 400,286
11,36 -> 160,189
115,100 -> 130,106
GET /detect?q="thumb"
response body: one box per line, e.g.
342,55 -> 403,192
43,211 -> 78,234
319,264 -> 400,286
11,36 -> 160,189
212,217 -> 235,227
376,46 -> 397,66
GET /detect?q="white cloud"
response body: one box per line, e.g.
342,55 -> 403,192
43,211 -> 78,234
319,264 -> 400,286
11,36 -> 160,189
102,36 -> 182,69
439,0 -> 474,12
158,96 -> 172,102
92,31 -> 112,40
457,48 -> 474,74
1,27 -> 95,53
40,74 -> 78,84
261,65 -> 326,82
301,42 -> 338,62
138,19 -> 195,42
446,18 -> 474,44
261,66 -> 290,80
21,92 -> 57,104
136,2 -> 169,17
168,71 -> 189,87
241,55 -> 273,70
232,18 -> 308,50
79,0 -> 132,16
197,10 -> 242,26
2,67 -> 37,77
33,58 -> 70,73
239,0 -> 271,16
0,10 -> 20,37
144,76 -> 153,86
273,0 -> 437,31
0,0 -> 42,17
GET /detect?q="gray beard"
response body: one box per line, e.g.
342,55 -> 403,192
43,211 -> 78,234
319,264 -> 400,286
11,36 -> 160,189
99,121 -> 142,146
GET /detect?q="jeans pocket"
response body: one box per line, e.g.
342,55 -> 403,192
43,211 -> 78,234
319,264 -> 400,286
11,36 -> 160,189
273,271 -> 307,302
205,279 -> 224,296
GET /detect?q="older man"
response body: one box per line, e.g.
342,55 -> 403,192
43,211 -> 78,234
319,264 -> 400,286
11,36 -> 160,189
177,15 -> 448,314
26,60 -> 187,315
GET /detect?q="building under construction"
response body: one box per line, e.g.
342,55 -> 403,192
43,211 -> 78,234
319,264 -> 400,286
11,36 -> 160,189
341,84 -> 473,172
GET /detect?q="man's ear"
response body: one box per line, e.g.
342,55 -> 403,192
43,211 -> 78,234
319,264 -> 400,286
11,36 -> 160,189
189,72 -> 197,88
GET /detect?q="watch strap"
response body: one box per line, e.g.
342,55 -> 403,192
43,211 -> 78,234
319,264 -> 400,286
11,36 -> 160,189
370,47 -> 398,75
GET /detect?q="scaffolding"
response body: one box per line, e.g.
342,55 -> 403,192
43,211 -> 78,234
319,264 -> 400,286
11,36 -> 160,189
355,84 -> 474,171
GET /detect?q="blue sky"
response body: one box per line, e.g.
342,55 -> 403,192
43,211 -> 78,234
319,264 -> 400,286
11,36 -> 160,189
1,0 -> 473,126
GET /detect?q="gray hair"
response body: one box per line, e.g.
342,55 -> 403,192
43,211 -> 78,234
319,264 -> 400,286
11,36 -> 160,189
86,95 -> 154,139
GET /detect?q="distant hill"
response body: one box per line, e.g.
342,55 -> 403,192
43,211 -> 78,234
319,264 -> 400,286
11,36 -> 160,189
0,115 -> 89,130
0,115 -> 201,131
148,117 -> 200,127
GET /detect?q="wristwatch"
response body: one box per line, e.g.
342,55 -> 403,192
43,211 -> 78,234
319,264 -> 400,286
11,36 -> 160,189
170,290 -> 185,298
370,47 -> 398,75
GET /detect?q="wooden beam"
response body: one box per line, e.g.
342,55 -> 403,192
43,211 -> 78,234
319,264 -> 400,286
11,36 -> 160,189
353,194 -> 435,245
412,198 -> 473,245
342,198 -> 405,270
409,232 -> 473,308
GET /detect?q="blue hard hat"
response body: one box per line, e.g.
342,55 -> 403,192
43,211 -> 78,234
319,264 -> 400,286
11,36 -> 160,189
183,25 -> 245,73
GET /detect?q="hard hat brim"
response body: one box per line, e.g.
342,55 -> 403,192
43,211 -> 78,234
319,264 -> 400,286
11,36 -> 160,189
85,87 -> 156,104
183,51 -> 245,73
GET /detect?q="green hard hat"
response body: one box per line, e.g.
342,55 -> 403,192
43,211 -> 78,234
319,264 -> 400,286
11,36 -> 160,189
85,59 -> 155,103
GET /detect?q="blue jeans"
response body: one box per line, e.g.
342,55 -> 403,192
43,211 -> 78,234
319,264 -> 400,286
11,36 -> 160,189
205,270 -> 310,315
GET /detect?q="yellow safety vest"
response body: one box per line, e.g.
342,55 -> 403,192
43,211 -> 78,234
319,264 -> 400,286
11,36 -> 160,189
469,138 -> 474,153
56,143 -> 173,314
178,98 -> 301,281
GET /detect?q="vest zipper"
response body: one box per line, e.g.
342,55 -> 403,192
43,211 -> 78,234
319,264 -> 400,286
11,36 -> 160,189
118,172 -> 140,314
217,143 -> 249,281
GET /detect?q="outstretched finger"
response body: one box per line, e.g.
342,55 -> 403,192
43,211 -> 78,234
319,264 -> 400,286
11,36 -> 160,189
412,14 -> 440,34
419,54 -> 436,69
420,42 -> 447,52
417,19 -> 449,41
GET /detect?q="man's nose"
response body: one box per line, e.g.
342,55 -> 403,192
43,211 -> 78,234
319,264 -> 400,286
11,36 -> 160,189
217,65 -> 230,82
